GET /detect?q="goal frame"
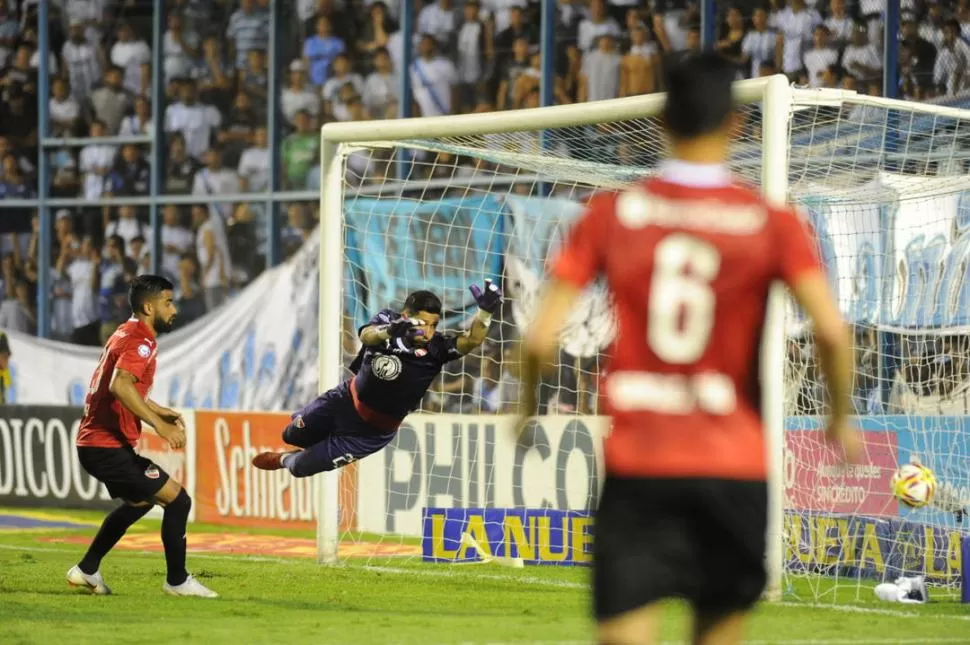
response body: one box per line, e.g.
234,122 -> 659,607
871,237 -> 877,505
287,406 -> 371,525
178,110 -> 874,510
316,74 -> 793,597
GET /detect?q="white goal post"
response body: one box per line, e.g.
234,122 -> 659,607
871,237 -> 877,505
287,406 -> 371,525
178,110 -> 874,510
316,74 -> 792,590
316,75 -> 970,603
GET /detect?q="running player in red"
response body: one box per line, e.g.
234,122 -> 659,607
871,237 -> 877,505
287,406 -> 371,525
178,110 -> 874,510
519,53 -> 860,645
67,275 -> 217,598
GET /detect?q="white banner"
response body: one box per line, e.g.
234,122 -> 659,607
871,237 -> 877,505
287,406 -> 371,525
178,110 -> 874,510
353,413 -> 609,537
6,238 -> 321,409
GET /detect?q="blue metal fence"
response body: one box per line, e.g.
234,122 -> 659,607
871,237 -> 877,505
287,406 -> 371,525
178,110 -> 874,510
0,0 -> 909,338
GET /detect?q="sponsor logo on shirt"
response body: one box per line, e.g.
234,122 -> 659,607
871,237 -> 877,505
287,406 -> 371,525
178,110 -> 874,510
415,349 -> 427,358
144,464 -> 160,480
372,355 -> 403,381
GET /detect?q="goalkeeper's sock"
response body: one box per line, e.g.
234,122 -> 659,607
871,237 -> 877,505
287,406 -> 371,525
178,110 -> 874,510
79,502 -> 152,574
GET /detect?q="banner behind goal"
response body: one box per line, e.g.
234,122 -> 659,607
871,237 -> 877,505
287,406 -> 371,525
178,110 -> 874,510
317,77 -> 970,602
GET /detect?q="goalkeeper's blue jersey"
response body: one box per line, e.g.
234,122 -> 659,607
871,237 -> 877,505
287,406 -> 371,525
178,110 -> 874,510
347,309 -> 462,427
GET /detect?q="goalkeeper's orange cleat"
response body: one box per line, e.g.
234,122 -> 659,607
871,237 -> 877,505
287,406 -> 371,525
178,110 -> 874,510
252,451 -> 296,471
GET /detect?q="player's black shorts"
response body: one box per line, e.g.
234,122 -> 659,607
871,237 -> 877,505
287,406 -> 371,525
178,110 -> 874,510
77,446 -> 170,503
593,476 -> 768,620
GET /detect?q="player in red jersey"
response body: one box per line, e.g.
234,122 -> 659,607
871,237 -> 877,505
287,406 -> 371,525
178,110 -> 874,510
67,275 -> 217,598
519,53 -> 860,645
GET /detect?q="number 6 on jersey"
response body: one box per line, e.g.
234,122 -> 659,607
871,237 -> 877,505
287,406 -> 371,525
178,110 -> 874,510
648,234 -> 721,364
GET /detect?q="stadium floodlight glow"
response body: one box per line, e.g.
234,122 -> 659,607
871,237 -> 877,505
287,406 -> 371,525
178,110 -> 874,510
318,76 -> 970,604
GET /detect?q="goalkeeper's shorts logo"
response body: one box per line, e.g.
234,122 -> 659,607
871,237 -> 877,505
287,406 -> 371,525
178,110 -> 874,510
372,354 -> 403,381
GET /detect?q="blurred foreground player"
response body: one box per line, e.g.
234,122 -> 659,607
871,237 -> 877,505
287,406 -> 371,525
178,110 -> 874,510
68,275 -> 218,598
519,54 -> 860,645
253,284 -> 502,476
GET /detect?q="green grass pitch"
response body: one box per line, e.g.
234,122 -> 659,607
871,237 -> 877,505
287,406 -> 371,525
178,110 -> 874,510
0,507 -> 968,645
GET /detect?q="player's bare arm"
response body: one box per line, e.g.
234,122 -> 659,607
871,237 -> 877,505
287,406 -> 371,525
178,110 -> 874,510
518,278 -> 581,429
791,272 -> 860,462
109,369 -> 185,449
147,399 -> 184,426
457,279 -> 504,355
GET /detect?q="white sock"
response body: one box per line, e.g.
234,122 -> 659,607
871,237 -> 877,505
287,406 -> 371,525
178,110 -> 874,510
280,452 -> 296,470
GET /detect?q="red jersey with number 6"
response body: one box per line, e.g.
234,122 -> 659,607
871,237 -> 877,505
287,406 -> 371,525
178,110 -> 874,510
550,161 -> 822,481
76,318 -> 158,449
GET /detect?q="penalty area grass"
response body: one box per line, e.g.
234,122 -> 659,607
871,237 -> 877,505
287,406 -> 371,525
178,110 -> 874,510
0,507 -> 967,645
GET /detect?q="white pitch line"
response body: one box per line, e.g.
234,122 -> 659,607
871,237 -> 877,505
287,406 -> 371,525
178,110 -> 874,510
363,564 -> 587,589
778,600 -> 970,622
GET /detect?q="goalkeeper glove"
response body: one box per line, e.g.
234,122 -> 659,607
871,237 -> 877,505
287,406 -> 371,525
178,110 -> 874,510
385,316 -> 424,341
469,279 -> 504,315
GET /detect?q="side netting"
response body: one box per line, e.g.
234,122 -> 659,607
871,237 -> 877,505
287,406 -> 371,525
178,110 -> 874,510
317,79 -> 970,603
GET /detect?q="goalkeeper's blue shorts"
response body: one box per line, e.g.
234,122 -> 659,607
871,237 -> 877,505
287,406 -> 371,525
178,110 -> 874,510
280,382 -> 397,477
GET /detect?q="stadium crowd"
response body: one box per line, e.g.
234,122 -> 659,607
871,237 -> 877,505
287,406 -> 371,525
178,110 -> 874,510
0,0 -> 965,412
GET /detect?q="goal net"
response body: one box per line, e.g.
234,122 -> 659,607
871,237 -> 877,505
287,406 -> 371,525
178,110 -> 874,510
316,76 -> 970,602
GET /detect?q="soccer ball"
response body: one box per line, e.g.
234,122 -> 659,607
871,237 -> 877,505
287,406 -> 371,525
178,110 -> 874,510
891,463 -> 937,508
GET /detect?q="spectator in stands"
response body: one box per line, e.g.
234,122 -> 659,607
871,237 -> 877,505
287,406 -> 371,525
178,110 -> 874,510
106,144 -> 150,198
174,251 -> 205,328
119,95 -> 152,136
165,132 -> 201,195
774,0 -> 821,79
192,146 -> 241,225
165,79 -> 223,162
578,0 -> 622,53
0,82 -> 38,149
920,3 -> 946,49
493,4 -> 535,70
579,34 -> 621,104
51,219 -> 76,341
1,45 -> 36,96
455,0 -> 488,113
304,14 -> 345,87
715,6 -> 747,72
359,2 -> 396,60
192,203 -> 231,311
97,234 -> 129,343
227,0 -> 270,70
282,60 -> 320,127
901,17 -> 936,97
935,18 -> 970,97
194,35 -> 234,115
282,110 -> 320,190
0,275 -> 35,333
621,21 -> 659,95
824,0 -> 854,48
67,235 -> 99,346
79,119 -> 115,202
49,76 -> 80,136
90,66 -> 131,135
496,36 -> 530,109
322,53 -> 364,118
281,203 -> 314,259
410,35 -> 459,117
0,11 -> 19,69
218,91 -> 259,167
50,145 -> 79,197
160,205 -> 194,279
105,205 -> 149,257
418,0 -> 459,53
741,7 -> 780,80
803,25 -> 838,88
841,22 -> 882,86
238,126 -> 269,191
363,47 -> 399,118
238,48 -> 269,118
162,11 -> 200,83
110,22 -> 150,97
61,18 -> 103,103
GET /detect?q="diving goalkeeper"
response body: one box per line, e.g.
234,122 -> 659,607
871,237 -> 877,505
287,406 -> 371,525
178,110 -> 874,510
253,283 -> 503,476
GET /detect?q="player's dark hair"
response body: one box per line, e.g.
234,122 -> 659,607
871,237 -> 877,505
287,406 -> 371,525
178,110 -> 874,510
129,274 -> 174,315
662,52 -> 736,140
403,290 -> 442,315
